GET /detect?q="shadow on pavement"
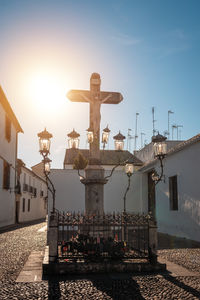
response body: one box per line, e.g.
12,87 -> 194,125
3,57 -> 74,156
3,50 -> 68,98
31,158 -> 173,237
162,273 -> 200,299
45,273 -> 146,300
48,277 -> 61,300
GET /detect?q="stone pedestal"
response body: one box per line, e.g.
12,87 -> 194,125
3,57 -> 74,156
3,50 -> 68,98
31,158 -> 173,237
148,220 -> 158,264
81,165 -> 107,215
48,212 -> 58,262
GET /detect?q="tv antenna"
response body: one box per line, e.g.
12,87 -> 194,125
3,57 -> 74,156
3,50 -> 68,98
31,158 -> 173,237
152,107 -> 156,136
168,110 -> 174,139
127,128 -> 133,151
177,125 -> 183,140
134,113 -> 139,151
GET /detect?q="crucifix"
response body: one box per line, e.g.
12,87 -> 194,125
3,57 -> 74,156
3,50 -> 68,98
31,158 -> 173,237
67,73 -> 123,164
67,73 -> 123,215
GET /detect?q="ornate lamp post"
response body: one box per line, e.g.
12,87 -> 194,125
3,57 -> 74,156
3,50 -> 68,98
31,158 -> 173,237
37,128 -> 56,213
102,125 -> 110,150
151,133 -> 167,184
123,158 -> 134,213
113,131 -> 126,151
67,129 -> 80,149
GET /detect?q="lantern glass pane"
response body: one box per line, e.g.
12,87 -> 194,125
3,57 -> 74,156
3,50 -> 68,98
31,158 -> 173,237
154,142 -> 166,157
39,138 -> 50,152
115,140 -> 124,151
125,163 -> 134,175
68,138 -> 79,149
87,131 -> 94,143
102,131 -> 109,143
45,162 -> 50,173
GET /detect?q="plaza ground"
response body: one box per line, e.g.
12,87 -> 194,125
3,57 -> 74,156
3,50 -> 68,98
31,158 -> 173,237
0,221 -> 200,299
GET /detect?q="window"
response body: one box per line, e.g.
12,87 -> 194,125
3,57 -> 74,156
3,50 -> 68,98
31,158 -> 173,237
169,175 -> 178,210
24,173 -> 26,184
28,199 -> 30,212
5,115 -> 11,142
22,198 -> 25,212
3,160 -> 10,190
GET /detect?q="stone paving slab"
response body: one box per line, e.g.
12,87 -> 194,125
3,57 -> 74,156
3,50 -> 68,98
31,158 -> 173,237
158,257 -> 200,277
16,251 -> 44,282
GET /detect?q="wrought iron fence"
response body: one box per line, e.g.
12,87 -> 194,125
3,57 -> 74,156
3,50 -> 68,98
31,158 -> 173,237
56,211 -> 150,262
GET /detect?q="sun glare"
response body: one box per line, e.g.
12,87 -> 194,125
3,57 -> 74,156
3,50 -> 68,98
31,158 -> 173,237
27,70 -> 68,113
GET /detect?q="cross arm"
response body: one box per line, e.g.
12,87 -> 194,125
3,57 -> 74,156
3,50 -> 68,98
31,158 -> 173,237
67,90 -> 91,103
100,91 -> 123,104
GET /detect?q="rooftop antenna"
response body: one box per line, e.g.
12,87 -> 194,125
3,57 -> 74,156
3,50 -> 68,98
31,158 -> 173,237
127,128 -> 133,151
141,132 -> 145,148
168,110 -> 174,140
172,124 -> 177,140
152,107 -> 156,136
134,112 -> 139,151
176,125 -> 183,140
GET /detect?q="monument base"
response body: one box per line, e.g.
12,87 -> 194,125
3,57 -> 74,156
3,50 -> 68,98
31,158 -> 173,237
43,246 -> 166,275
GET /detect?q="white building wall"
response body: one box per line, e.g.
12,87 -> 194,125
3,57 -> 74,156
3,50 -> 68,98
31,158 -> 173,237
48,168 -> 148,214
0,103 -> 17,227
155,142 -> 200,242
18,167 -> 47,222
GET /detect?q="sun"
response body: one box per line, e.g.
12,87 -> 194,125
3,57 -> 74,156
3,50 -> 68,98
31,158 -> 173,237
27,70 -> 68,113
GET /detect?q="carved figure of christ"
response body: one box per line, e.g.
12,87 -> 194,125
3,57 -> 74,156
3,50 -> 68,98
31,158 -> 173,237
80,92 -> 112,137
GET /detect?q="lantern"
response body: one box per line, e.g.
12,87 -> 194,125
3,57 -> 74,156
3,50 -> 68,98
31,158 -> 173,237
67,129 -> 80,149
37,128 -> 53,156
113,131 -> 126,151
86,127 -> 94,143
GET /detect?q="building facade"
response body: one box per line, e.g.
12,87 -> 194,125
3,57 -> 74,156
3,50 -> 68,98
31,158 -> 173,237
16,159 -> 47,223
138,135 -> 200,242
0,86 -> 23,227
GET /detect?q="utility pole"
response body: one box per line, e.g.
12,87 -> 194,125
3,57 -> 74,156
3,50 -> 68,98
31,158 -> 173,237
134,113 -> 139,151
168,110 -> 174,140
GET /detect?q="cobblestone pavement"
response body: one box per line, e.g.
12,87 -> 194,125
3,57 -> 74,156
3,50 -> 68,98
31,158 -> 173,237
0,222 -> 200,299
158,249 -> 200,274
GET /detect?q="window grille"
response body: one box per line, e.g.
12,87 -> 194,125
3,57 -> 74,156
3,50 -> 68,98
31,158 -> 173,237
169,175 -> 178,210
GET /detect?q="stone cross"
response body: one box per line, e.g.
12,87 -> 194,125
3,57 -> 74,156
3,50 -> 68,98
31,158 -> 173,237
67,73 -> 123,163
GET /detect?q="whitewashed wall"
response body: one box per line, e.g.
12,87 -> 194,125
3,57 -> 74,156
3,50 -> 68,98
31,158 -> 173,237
48,168 -> 148,214
18,167 -> 47,222
154,142 -> 200,242
0,103 -> 17,227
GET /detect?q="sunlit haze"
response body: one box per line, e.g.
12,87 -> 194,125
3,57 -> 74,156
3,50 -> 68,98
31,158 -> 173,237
0,0 -> 200,168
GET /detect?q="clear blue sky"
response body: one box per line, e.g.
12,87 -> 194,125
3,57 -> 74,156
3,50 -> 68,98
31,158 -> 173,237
0,0 -> 200,168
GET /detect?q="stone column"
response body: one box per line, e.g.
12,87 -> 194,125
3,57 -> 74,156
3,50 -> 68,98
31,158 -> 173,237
81,165 -> 107,215
148,219 -> 158,264
48,212 -> 58,262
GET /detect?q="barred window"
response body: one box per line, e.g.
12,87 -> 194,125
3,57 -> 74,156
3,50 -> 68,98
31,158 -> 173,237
5,115 -> 11,142
22,198 -> 25,212
169,175 -> 178,210
3,160 -> 10,190
28,199 -> 31,212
